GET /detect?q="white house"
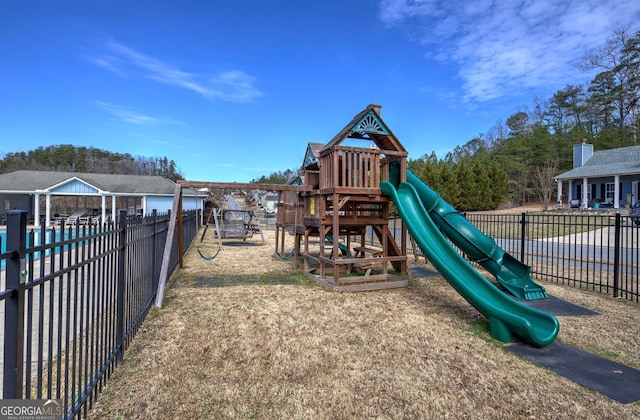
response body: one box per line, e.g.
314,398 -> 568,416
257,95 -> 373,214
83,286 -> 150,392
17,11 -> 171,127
0,170 -> 207,227
555,142 -> 640,210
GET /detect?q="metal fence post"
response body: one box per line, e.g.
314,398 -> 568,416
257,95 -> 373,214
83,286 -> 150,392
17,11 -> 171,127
613,213 -> 621,298
3,210 -> 27,398
116,209 -> 127,364
520,212 -> 527,262
152,209 -> 158,293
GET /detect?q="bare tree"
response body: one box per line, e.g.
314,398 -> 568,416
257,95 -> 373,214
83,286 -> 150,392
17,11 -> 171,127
579,27 -> 640,140
532,160 -> 559,211
484,119 -> 508,150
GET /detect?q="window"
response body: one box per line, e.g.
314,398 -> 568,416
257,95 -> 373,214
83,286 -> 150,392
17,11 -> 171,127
605,183 -> 615,203
576,184 -> 593,201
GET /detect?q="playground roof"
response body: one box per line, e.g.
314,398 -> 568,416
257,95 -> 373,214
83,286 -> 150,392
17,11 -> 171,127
320,104 -> 407,157
555,145 -> 640,180
302,142 -> 324,170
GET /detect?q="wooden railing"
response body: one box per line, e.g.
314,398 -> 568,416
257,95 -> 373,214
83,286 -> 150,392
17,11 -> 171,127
319,146 -> 381,192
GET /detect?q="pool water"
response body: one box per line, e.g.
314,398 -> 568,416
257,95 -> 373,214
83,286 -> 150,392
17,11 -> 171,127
1,228 -> 94,268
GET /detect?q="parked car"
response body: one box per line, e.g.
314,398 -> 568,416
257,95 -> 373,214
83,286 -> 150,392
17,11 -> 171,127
631,201 -> 640,226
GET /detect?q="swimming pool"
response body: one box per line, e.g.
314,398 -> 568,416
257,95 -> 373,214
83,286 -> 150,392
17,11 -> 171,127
0,228 -> 95,269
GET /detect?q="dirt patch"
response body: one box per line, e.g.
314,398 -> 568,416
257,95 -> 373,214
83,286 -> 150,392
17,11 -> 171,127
178,227 -> 299,281
88,226 -> 640,419
471,202 -> 547,214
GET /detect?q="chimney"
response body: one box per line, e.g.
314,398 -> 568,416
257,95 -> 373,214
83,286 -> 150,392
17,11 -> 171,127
573,139 -> 593,168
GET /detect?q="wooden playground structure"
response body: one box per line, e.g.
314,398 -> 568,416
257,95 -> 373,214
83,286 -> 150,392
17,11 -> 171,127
274,104 -> 409,291
177,104 -> 410,292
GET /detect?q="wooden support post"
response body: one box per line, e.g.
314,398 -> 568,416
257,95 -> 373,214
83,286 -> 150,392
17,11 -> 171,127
400,218 -> 407,276
294,233 -> 301,268
154,183 -> 182,308
332,192 -> 340,285
303,228 -> 310,271
280,224 -> 285,255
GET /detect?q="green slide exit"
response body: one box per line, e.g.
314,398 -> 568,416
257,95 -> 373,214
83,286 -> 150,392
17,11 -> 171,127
381,179 -> 559,346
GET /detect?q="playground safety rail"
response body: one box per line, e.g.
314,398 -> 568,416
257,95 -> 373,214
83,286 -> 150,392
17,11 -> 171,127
0,208 -> 200,418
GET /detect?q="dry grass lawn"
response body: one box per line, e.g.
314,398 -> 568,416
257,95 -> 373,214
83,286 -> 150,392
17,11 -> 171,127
88,225 -> 640,419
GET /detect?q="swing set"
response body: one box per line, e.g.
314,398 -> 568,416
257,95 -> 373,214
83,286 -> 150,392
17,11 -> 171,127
197,208 -> 265,260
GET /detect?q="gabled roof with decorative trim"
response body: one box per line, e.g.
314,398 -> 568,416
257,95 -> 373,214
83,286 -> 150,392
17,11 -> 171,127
555,145 -> 640,180
302,142 -> 324,170
319,104 -> 407,156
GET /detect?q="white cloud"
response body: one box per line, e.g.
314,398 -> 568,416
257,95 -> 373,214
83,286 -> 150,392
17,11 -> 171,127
96,102 -> 183,126
243,166 -> 282,173
379,0 -> 640,104
378,0 -> 441,25
90,41 -> 263,103
209,70 -> 263,103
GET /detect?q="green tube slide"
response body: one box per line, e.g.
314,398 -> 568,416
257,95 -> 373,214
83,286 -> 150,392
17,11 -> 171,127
390,164 -> 548,301
381,180 -> 559,346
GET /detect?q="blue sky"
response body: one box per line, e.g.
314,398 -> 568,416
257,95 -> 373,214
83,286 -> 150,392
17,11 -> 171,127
2,1 -> 639,182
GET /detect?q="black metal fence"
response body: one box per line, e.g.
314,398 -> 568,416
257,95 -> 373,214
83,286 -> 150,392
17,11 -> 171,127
465,212 -> 639,302
383,212 -> 639,302
1,208 -> 199,418
3,207 -> 637,416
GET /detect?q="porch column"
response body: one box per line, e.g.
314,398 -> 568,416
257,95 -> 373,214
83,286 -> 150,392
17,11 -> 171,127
34,193 -> 40,227
582,177 -> 588,209
568,180 -> 573,208
45,194 -> 51,227
556,180 -> 562,208
101,195 -> 107,224
614,175 -> 620,209
111,195 -> 117,222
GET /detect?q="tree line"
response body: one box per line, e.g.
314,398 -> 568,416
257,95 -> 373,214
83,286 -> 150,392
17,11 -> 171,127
249,169 -> 298,184
0,144 -> 184,181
